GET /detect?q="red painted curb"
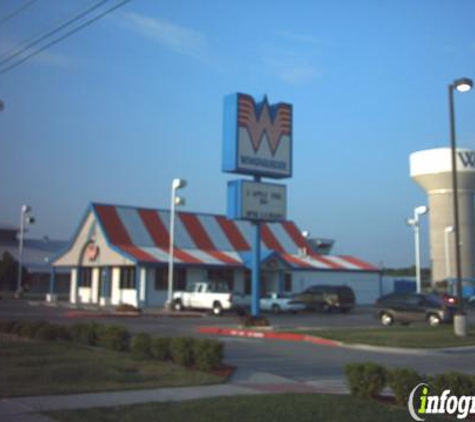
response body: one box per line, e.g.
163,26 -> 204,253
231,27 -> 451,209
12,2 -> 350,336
198,326 -> 340,347
303,335 -> 341,347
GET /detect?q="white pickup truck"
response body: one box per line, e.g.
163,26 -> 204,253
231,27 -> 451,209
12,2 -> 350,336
172,281 -> 247,316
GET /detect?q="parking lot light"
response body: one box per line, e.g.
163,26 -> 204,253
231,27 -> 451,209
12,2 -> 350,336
167,178 -> 187,311
448,77 -> 472,336
16,205 -> 34,297
444,226 -> 455,279
406,205 -> 428,294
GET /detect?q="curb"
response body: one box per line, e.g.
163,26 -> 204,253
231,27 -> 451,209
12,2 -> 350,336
341,343 -> 433,355
198,327 -> 475,354
342,343 -> 475,355
198,327 -> 342,347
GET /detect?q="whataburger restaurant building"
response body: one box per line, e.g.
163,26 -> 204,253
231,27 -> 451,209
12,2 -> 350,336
52,202 -> 381,308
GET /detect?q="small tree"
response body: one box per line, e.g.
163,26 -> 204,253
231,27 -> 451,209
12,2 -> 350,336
0,251 -> 28,291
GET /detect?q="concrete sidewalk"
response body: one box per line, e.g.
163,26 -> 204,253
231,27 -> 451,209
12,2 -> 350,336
0,369 -> 349,422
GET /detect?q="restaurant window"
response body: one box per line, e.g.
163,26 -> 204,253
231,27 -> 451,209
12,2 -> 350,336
78,267 -> 92,288
119,267 -> 136,289
207,268 -> 234,291
284,273 -> 292,292
154,268 -> 186,291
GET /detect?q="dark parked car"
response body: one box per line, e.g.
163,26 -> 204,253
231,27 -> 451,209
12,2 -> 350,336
294,285 -> 355,313
375,293 -> 457,327
439,292 -> 458,305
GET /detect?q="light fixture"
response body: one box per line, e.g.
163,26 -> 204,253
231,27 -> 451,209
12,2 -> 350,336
454,77 -> 473,93
172,178 -> 187,190
175,196 -> 185,206
415,205 -> 428,216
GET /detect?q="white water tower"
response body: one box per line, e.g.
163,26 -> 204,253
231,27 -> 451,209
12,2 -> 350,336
410,147 -> 475,284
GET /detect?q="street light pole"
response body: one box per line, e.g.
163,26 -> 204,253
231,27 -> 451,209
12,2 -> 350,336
16,205 -> 34,297
444,226 -> 455,280
167,178 -> 186,310
448,77 -> 473,336
407,205 -> 428,294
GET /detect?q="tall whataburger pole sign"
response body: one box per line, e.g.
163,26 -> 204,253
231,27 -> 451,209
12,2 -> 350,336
222,93 -> 293,317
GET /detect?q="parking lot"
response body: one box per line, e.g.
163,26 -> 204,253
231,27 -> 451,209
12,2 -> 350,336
3,299 -> 475,384
2,299 -> 475,335
0,299 -> 383,336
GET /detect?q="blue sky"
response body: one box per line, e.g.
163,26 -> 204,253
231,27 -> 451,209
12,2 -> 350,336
1,0 -> 475,267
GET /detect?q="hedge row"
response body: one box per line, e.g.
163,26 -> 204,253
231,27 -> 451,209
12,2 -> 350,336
0,320 -> 130,352
0,320 -> 224,372
131,333 -> 224,372
345,362 -> 475,404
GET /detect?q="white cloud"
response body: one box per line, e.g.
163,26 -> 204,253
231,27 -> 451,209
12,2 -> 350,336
276,30 -> 332,47
263,56 -> 319,85
114,12 -> 208,60
258,31 -> 329,86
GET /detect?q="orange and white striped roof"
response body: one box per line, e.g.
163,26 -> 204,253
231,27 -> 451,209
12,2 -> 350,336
91,203 -> 378,272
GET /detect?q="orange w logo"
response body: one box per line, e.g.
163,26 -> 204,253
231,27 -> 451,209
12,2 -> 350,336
238,94 -> 292,156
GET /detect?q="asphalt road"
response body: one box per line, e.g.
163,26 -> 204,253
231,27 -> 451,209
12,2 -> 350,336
2,299 -> 475,383
0,299 -> 384,335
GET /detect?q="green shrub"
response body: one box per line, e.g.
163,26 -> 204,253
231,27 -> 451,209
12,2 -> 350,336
151,337 -> 171,361
170,337 -> 195,367
97,325 -> 130,352
35,323 -> 60,341
388,368 -> 423,405
0,320 -> 17,334
131,333 -> 152,359
55,325 -> 72,341
240,315 -> 270,327
193,339 -> 224,372
11,320 -> 30,336
19,320 -> 48,338
345,362 -> 387,398
430,372 -> 475,397
69,322 -> 100,346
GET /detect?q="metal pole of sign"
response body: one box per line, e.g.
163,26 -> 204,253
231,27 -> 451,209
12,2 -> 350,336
251,176 -> 261,317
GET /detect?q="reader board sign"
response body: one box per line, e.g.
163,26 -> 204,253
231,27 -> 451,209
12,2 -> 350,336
227,180 -> 287,222
222,93 -> 292,179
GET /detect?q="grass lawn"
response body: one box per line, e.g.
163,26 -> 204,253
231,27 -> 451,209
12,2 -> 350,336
0,339 -> 225,397
296,324 -> 475,348
46,394 -> 451,422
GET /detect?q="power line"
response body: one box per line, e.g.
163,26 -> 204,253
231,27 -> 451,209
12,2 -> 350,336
0,0 -> 106,63
0,0 -> 131,77
0,0 -> 37,27
0,0 -> 110,67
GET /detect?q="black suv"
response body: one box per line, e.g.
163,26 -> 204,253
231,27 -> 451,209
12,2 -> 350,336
375,293 -> 457,327
294,285 -> 355,313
